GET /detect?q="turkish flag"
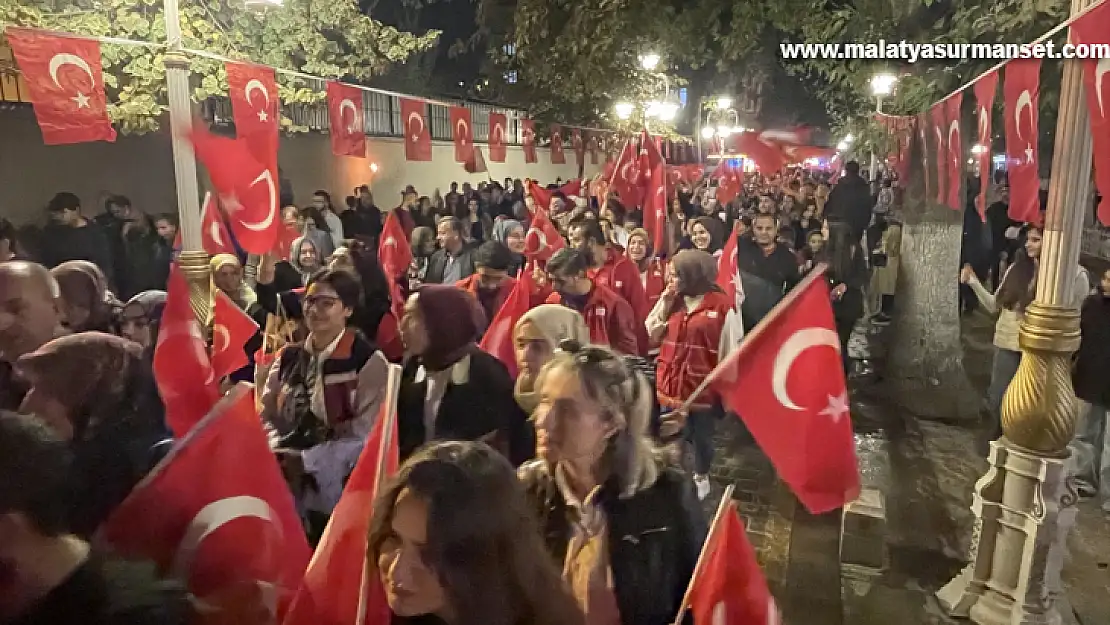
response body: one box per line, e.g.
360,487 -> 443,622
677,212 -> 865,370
378,210 -> 413,321
641,131 -> 669,252
226,62 -> 278,149
1071,4 -> 1110,226
732,131 -> 786,173
489,112 -> 508,162
708,267 -> 859,514
326,81 -> 366,158
715,161 -> 743,205
282,365 -> 401,625
272,223 -> 302,262
572,128 -> 585,167
523,206 -> 565,262
522,118 -> 537,163
895,122 -> 914,185
526,179 -> 582,216
200,192 -> 236,256
464,145 -> 489,174
211,291 -> 259,380
973,72 -> 999,222
191,126 -> 280,254
1003,59 -> 1042,223
450,106 -> 474,163
758,126 -> 812,146
5,27 -> 116,145
154,265 -> 220,437
400,98 -> 432,161
588,132 -> 600,164
667,166 -> 686,187
99,385 -> 311,624
609,139 -> 646,209
917,112 -> 932,200
687,501 -> 781,625
930,103 -> 948,207
945,94 -> 964,211
480,266 -> 536,378
684,164 -> 706,182
550,123 -> 566,164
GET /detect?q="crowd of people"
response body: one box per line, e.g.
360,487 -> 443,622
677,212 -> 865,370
4,152 -> 1109,625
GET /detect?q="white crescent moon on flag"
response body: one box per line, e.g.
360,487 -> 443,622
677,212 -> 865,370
1095,58 -> 1110,117
407,111 -> 425,138
771,327 -> 841,411
711,602 -> 727,625
456,118 -> 469,144
620,161 -> 636,183
934,125 -> 943,147
1015,90 -> 1033,141
212,323 -> 231,354
526,227 -> 548,253
948,119 -> 960,150
209,220 -> 226,249
171,495 -> 281,583
493,122 -> 504,144
339,98 -> 360,133
978,106 -> 989,142
523,127 -> 535,143
244,79 -> 270,108
48,53 -> 95,90
240,169 -> 277,232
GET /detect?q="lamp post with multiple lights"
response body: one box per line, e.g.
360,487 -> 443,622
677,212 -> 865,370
614,53 -> 680,129
868,72 -> 897,180
697,96 -> 746,161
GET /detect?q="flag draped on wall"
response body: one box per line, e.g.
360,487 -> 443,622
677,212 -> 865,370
1003,59 -> 1042,224
325,81 -> 366,158
400,97 -> 432,162
972,71 -> 999,222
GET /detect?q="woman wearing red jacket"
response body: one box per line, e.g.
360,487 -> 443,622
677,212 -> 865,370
626,228 -> 667,312
646,249 -> 730,501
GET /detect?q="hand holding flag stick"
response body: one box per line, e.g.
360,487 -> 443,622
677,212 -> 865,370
672,484 -> 735,625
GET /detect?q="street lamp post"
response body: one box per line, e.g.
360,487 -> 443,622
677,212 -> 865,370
163,0 -> 208,322
869,73 -> 896,181
937,0 -> 1095,621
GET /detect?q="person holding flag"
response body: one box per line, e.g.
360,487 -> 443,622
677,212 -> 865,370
369,440 -> 586,625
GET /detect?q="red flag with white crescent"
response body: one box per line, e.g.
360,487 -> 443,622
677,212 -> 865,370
199,192 -> 236,256
708,267 -> 860,513
1071,3 -> 1110,226
587,132 -> 600,164
378,211 -> 413,321
522,119 -> 537,163
98,385 -> 311,623
523,206 -> 565,262
572,128 -> 585,167
401,98 -> 432,162
489,112 -> 508,163
326,81 -> 366,158
549,124 -> 566,164
918,112 -> 932,200
945,94 -> 963,211
1002,59 -> 1042,223
609,139 -> 645,209
973,72 -> 999,222
211,291 -> 259,380
4,27 -> 116,145
226,62 -> 278,147
450,106 -> 474,163
641,131 -> 668,252
153,265 -> 220,437
930,103 -> 948,208
479,266 -> 536,377
191,126 -> 280,254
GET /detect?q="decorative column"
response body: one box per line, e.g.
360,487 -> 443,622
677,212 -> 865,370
936,0 -> 1092,621
164,0 -> 210,323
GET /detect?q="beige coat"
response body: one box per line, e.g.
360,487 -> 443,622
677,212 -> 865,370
870,223 -> 902,297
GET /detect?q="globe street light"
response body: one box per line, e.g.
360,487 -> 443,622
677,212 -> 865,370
615,102 -> 635,120
700,126 -> 715,139
716,96 -> 733,110
869,72 -> 897,179
639,52 -> 661,71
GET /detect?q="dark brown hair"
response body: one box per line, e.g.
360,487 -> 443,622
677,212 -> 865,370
368,441 -> 585,625
996,226 -> 1041,312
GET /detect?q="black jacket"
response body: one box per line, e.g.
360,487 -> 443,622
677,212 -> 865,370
518,461 -> 706,625
39,222 -> 116,288
1073,293 -> 1110,406
824,174 -> 872,237
396,349 -> 532,464
423,244 -> 478,284
119,224 -> 172,299
737,238 -> 801,331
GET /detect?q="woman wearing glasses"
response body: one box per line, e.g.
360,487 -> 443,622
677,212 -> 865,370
259,268 -> 390,542
519,341 -> 706,625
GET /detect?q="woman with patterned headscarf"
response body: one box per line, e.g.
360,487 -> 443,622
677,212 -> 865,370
17,332 -> 171,536
50,260 -> 122,334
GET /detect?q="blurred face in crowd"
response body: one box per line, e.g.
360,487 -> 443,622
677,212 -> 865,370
548,269 -> 590,297
533,363 -> 614,465
303,281 -> 351,337
312,193 -> 329,211
1025,227 -> 1043,259
758,196 -> 776,214
282,205 -> 303,231
801,205 -> 816,221
0,264 -> 61,361
752,215 -> 777,247
108,200 -> 129,220
378,488 -> 449,619
807,232 -> 824,254
298,242 -> 319,269
213,263 -> 242,296
404,192 -> 419,209
504,225 -> 526,254
49,207 -> 80,227
475,265 -> 509,292
436,221 -> 461,253
626,235 -> 647,264
467,199 -> 480,215
815,183 -> 830,199
690,222 -> 712,251
549,196 -> 565,214
154,218 -> 177,243
359,188 -> 374,206
998,187 -> 1010,203
524,195 -> 536,212
1100,268 -> 1110,296
514,320 -> 553,386
400,294 -> 430,356
119,303 -> 153,350
781,195 -> 795,213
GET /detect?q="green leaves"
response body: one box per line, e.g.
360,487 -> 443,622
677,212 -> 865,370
1,0 -> 439,133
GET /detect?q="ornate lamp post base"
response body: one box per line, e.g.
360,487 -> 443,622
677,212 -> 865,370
937,438 -> 1079,625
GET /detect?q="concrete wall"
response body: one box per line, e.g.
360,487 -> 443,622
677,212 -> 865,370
0,108 -> 599,225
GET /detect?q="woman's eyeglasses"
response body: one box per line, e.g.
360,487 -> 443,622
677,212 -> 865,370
304,295 -> 341,310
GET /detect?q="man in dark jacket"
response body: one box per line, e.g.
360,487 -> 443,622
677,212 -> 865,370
737,213 -> 801,332
38,193 -> 115,288
112,196 -> 172,299
424,216 -> 477,284
824,161 -> 873,242
0,412 -> 190,625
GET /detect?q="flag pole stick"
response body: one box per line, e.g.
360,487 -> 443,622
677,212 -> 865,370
355,363 -> 402,625
679,264 -> 830,414
671,483 -> 736,625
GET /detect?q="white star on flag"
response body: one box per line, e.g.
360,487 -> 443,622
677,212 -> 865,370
818,392 -> 850,423
72,92 -> 90,109
257,110 -> 269,122
1024,145 -> 1034,164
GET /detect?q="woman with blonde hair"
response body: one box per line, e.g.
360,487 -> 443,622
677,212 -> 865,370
518,341 -> 705,625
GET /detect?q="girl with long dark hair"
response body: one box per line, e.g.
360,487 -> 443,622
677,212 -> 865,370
369,440 -> 585,625
819,219 -> 868,372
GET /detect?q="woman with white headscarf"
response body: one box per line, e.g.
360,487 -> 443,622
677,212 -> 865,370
511,304 -> 590,416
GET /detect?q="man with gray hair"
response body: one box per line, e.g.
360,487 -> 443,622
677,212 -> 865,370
424,216 -> 477,284
0,261 -> 67,410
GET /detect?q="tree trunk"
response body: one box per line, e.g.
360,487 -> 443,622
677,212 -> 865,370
884,127 -> 982,422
